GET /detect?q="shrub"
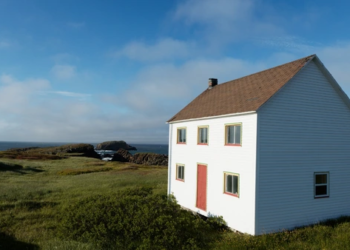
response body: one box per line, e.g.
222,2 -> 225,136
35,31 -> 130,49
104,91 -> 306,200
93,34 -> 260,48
58,187 -> 222,249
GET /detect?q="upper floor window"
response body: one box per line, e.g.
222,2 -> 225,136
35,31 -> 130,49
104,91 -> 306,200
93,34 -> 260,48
177,128 -> 186,144
225,124 -> 242,146
224,172 -> 239,197
198,126 -> 208,145
314,172 -> 329,198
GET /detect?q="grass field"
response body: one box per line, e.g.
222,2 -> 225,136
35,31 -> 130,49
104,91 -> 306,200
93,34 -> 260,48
1,156 -> 350,249
0,157 -> 167,249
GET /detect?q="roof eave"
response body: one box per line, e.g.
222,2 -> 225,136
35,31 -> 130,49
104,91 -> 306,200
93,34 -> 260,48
166,111 -> 257,124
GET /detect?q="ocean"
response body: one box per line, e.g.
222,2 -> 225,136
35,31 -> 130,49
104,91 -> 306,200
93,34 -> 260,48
0,141 -> 169,155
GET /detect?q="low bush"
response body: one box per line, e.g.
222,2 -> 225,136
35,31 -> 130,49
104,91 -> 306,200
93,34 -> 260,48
57,187 -> 224,249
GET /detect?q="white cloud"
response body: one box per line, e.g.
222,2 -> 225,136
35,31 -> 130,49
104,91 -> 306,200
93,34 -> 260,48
316,43 -> 350,93
174,0 -> 253,25
0,73 -> 169,143
2,45 -> 350,144
262,40 -> 350,92
257,36 -> 318,51
51,64 -> 76,79
0,74 -> 50,114
101,57 -> 266,127
52,91 -> 91,99
112,38 -> 195,62
173,0 -> 282,44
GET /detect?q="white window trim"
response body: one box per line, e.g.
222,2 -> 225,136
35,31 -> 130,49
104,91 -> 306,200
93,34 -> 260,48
223,172 -> 239,197
224,123 -> 242,146
314,172 -> 329,198
176,164 -> 185,181
177,127 -> 187,144
197,125 -> 209,145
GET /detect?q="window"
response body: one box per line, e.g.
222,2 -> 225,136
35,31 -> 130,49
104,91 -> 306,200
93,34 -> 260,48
177,128 -> 186,144
176,164 -> 185,181
314,172 -> 329,198
225,124 -> 241,146
198,126 -> 208,145
224,173 -> 239,197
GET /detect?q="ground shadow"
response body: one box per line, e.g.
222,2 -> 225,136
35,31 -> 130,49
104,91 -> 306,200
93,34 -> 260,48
0,162 -> 44,174
317,216 -> 350,228
0,232 -> 39,250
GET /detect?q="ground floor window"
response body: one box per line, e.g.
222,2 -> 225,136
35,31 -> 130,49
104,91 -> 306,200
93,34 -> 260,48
314,172 -> 329,198
224,172 -> 239,197
176,164 -> 185,181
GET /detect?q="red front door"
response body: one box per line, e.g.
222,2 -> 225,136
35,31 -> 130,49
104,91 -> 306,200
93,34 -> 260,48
196,164 -> 207,211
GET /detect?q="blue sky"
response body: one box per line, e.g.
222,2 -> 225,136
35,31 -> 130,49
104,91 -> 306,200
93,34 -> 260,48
1,0 -> 350,144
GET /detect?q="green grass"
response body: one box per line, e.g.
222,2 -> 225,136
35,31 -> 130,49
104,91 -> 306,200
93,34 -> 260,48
0,157 -> 167,249
1,157 -> 350,249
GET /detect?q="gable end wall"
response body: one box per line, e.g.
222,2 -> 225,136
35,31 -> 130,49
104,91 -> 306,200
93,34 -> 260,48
256,60 -> 350,234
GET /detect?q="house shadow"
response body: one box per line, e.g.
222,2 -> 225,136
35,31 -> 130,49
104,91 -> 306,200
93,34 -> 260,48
0,162 -> 44,174
0,232 -> 39,250
312,216 -> 350,229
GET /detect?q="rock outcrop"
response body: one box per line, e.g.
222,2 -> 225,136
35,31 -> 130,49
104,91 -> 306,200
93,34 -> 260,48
132,153 -> 168,166
111,148 -> 132,162
95,141 -> 137,151
41,144 -> 101,159
111,150 -> 168,166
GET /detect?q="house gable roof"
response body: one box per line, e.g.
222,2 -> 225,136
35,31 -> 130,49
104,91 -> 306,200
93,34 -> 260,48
168,55 -> 316,123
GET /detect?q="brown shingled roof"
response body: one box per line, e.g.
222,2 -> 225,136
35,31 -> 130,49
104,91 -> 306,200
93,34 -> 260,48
167,55 -> 315,123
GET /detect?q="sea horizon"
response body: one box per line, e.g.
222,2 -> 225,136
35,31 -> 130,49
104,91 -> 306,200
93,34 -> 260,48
0,141 -> 169,155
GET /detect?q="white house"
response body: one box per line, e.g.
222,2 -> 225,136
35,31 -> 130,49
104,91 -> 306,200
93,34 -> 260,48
166,54 -> 350,235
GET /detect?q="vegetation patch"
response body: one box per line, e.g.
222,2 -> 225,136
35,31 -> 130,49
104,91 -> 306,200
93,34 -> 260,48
214,216 -> 350,250
120,165 -> 139,170
58,187 -> 226,250
0,152 -> 63,160
0,162 -> 43,174
0,143 -> 100,160
58,167 -> 113,176
86,162 -> 106,166
1,156 -> 350,249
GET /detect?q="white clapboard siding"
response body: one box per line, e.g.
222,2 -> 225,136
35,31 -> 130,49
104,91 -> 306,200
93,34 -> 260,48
256,60 -> 350,234
168,113 -> 258,234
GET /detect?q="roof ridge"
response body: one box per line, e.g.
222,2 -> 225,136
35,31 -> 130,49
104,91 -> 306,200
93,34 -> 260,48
218,54 -> 315,87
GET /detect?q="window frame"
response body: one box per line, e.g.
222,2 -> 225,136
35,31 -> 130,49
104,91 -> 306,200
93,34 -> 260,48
225,123 -> 242,146
176,164 -> 185,181
197,125 -> 209,145
177,127 -> 187,144
314,172 -> 329,198
223,172 -> 239,197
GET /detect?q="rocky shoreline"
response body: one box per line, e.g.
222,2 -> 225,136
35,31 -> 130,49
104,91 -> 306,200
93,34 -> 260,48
1,141 -> 168,166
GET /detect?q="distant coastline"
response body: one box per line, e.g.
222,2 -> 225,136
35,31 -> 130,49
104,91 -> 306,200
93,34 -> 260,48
0,141 -> 169,155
